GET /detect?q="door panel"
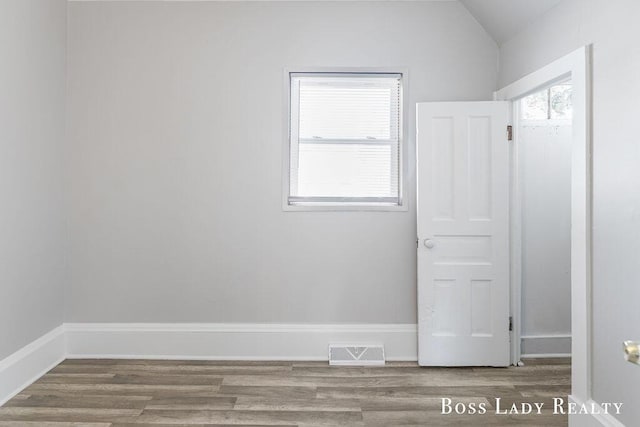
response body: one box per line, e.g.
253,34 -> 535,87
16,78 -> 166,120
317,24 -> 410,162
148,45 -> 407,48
417,102 -> 510,367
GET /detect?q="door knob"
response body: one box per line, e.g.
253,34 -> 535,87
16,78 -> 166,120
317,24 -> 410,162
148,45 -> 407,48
423,239 -> 435,249
624,341 -> 640,365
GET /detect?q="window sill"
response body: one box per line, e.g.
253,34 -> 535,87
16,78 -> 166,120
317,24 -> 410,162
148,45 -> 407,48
282,202 -> 409,212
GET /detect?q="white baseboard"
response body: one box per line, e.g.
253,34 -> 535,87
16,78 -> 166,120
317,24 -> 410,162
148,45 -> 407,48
0,322 -> 416,406
64,323 -> 418,361
3,324 -> 626,427
521,334 -> 571,357
0,326 -> 66,406
568,395 -> 626,427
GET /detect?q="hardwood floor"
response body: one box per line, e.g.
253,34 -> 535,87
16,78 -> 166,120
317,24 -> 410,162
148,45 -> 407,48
0,358 -> 570,426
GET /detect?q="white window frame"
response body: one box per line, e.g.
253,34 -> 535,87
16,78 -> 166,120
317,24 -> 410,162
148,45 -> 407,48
282,67 -> 408,212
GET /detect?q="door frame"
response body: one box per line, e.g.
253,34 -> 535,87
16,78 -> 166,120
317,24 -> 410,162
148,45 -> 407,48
494,46 -> 593,404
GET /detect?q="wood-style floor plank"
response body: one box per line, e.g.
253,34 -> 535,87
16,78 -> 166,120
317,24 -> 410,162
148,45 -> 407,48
0,358 -> 570,426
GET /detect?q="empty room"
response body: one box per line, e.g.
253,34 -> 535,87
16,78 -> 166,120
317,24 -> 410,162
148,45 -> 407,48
1,0 -> 638,426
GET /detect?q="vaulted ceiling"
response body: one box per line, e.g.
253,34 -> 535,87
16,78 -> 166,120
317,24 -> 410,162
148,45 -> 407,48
460,0 -> 563,45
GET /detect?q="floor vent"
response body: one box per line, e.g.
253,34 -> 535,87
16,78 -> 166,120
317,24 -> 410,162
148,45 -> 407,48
329,344 -> 385,366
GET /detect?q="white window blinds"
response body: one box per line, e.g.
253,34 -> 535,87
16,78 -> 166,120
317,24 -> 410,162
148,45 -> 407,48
289,73 -> 402,206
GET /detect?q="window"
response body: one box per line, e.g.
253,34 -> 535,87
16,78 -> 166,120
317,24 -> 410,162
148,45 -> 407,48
521,83 -> 573,120
287,73 -> 403,208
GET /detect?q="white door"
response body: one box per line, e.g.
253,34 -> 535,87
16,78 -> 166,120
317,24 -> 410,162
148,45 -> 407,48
417,102 -> 510,366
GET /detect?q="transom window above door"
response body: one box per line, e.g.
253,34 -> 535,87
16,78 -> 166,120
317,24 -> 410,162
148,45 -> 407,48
521,82 -> 573,121
286,73 -> 403,209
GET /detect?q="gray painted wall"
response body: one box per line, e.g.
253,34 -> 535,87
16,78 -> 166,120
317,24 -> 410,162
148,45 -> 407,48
500,0 -> 640,424
65,1 -> 498,324
0,0 -> 68,359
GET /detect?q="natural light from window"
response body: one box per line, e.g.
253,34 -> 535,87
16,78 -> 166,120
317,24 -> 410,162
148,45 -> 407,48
521,82 -> 573,121
288,73 -> 402,206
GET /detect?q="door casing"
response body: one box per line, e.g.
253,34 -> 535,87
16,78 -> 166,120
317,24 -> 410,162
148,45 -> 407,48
494,46 -> 593,413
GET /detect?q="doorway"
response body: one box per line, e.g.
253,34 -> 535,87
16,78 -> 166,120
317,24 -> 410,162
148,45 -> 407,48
517,82 -> 573,359
494,46 -> 593,416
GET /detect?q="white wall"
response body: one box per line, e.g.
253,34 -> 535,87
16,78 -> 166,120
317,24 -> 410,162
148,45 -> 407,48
65,1 -> 498,324
0,0 -> 68,360
500,1 -> 640,424
520,120 -> 571,355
